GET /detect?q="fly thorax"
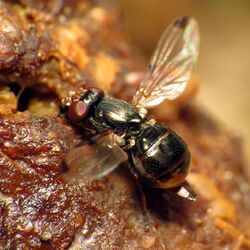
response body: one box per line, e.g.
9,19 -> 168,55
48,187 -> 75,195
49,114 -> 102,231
93,97 -> 143,133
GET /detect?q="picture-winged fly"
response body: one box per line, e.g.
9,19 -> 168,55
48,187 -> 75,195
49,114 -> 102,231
61,16 -> 200,229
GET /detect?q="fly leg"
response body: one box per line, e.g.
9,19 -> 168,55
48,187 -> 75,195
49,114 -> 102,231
128,152 -> 150,231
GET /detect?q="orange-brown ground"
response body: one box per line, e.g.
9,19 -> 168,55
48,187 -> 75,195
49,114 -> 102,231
0,1 -> 249,249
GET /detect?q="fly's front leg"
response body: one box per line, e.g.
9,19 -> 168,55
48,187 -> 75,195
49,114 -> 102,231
128,152 -> 150,231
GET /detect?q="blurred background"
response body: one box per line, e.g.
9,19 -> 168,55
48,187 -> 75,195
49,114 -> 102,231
120,0 -> 250,177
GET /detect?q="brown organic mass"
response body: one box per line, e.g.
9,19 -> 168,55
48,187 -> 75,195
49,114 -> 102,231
0,1 -> 250,249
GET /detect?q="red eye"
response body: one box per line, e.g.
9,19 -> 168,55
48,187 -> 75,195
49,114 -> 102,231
67,101 -> 88,123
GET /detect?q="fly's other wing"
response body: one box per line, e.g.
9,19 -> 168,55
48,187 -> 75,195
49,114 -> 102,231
62,135 -> 127,184
132,16 -> 200,115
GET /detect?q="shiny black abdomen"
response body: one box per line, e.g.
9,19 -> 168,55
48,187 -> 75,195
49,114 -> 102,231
93,97 -> 142,132
132,125 -> 190,188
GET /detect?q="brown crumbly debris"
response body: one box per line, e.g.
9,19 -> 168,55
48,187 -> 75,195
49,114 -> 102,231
0,86 -> 17,114
0,0 -> 249,249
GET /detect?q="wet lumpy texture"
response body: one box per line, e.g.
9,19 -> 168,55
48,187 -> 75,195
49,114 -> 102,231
0,0 -> 250,249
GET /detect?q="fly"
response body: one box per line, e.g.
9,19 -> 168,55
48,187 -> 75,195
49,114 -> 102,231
61,16 -> 200,230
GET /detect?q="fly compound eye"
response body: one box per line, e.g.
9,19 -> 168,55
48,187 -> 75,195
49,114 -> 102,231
67,101 -> 88,123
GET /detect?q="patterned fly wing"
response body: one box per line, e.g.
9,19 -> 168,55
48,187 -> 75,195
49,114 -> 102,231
132,16 -> 200,116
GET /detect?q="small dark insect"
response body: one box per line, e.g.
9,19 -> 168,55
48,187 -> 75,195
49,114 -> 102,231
61,16 -> 200,229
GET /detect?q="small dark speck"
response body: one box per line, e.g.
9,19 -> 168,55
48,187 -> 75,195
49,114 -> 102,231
174,16 -> 189,29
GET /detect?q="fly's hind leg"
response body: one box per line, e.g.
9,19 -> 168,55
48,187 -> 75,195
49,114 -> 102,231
128,152 -> 150,231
